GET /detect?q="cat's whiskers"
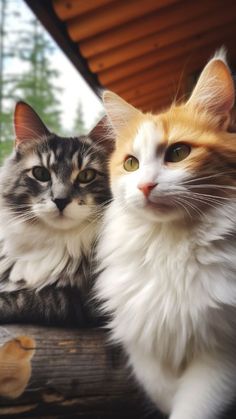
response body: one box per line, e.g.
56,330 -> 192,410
168,189 -> 233,203
175,193 -> 225,212
172,197 -> 193,219
179,171 -> 236,185
187,184 -> 236,191
175,196 -> 205,218
3,215 -> 37,228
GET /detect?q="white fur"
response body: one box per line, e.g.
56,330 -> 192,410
95,121 -> 236,418
0,206 -> 97,290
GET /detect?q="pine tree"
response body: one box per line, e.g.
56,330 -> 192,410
0,0 -> 62,159
73,102 -> 86,135
15,18 -> 62,132
0,0 -> 20,143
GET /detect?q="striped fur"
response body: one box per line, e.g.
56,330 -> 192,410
0,104 -> 111,324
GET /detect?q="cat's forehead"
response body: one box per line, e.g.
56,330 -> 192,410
133,120 -> 166,157
132,111 -> 206,155
20,134 -> 103,173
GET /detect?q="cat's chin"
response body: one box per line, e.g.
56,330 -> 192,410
135,200 -> 183,223
38,214 -> 85,231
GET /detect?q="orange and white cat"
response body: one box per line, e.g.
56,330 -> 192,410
95,52 -> 236,418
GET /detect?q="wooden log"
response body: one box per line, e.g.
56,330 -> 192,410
0,325 -> 160,418
107,55 -> 200,94
133,90 -> 177,110
53,0 -> 115,21
67,0 -> 179,42
122,77 -> 182,103
107,62 -> 182,94
97,25 -> 236,85
80,0 -> 223,58
88,2 -> 236,72
133,93 -> 179,112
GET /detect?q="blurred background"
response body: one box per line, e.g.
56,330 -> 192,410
0,0 -> 103,164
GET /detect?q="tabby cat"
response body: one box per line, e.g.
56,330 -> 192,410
95,52 -> 236,418
0,102 -> 112,325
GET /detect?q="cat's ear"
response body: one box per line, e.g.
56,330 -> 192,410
187,51 -> 235,129
89,115 -> 115,154
14,101 -> 51,145
102,91 -> 141,134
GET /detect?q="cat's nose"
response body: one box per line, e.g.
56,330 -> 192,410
53,198 -> 71,212
138,182 -> 157,198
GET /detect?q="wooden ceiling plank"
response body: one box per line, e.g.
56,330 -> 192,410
108,41 -> 234,94
80,0 -> 223,58
97,23 -> 236,85
53,0 -> 115,20
140,100 -> 172,113
108,57 -> 198,94
129,88 -> 186,111
88,2 -> 236,72
123,81 -> 180,103
67,0 -> 180,42
135,94 -> 173,110
135,95 -> 174,112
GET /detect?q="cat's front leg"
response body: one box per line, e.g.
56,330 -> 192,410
170,353 -> 235,419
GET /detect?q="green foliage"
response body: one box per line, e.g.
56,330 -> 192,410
0,140 -> 13,164
0,2 -> 62,157
14,19 -> 62,132
73,102 -> 86,135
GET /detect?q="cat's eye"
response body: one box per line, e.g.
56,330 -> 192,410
77,169 -> 97,184
123,156 -> 139,172
165,143 -> 191,163
32,166 -> 51,182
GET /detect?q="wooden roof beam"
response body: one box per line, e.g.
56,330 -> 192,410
53,0 -> 116,20
108,39 -> 236,96
97,24 -> 236,85
66,0 -> 179,42
130,86 -> 182,109
80,0 -> 224,58
89,2 -> 236,72
121,69 -> 194,103
108,53 -> 206,94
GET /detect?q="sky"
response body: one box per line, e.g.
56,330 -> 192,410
4,0 -> 104,132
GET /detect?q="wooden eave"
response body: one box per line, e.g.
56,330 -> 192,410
25,0 -> 236,112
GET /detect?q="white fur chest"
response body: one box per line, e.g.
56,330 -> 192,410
96,202 -> 236,369
0,214 -> 97,290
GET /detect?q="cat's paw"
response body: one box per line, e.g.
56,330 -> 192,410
0,336 -> 36,398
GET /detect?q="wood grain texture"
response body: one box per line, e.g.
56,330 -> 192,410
0,326 -> 161,418
97,25 -> 236,85
67,0 -> 179,42
53,0 -> 115,21
88,2 -> 236,72
79,0 -> 223,58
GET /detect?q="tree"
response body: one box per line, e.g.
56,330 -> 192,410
0,0 -> 21,142
15,18 -> 62,132
0,1 -> 62,145
73,102 -> 86,135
